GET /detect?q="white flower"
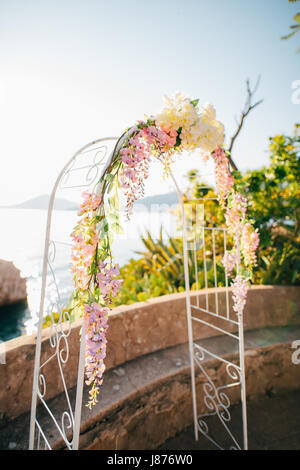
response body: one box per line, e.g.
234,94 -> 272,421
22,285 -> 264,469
154,92 -> 224,154
201,103 -> 216,121
155,92 -> 199,132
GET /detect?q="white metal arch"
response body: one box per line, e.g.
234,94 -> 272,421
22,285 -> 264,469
29,138 -> 248,450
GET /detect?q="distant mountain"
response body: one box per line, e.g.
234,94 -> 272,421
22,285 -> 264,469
1,191 -> 178,211
1,194 -> 78,211
135,191 -> 178,208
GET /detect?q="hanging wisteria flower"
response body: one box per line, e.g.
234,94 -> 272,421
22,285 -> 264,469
225,192 -> 248,239
70,188 -> 122,407
83,302 -> 109,408
97,261 -> 123,304
241,222 -> 260,268
222,250 -> 237,277
212,147 -> 234,207
78,191 -> 102,216
231,275 -> 249,315
71,219 -> 99,290
119,122 -> 178,214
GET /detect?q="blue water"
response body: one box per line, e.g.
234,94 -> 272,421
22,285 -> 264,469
0,207 -> 178,342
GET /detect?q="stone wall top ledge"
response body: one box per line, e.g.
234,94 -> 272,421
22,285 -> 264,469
4,284 -> 300,353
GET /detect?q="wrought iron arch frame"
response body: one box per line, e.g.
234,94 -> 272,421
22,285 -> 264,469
29,137 -> 248,450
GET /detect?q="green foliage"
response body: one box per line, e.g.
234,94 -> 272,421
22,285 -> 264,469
187,126 -> 300,286
244,126 -> 300,284
43,312 -> 61,328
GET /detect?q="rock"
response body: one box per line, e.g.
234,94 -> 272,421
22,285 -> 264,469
0,260 -> 27,307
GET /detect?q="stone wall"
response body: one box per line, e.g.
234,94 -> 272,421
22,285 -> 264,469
0,285 -> 299,425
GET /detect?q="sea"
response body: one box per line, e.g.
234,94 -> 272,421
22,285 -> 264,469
0,206 -> 178,342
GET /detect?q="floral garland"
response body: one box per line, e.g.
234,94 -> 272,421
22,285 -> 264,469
212,148 -> 259,314
69,92 -> 259,408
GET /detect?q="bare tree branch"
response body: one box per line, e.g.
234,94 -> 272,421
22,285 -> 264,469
227,76 -> 263,171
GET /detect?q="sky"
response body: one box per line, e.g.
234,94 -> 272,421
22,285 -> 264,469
0,0 -> 299,205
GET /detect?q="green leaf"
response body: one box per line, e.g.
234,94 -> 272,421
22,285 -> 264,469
111,222 -> 124,234
190,99 -> 199,107
294,12 -> 300,24
174,127 -> 182,148
97,217 -> 108,235
107,179 -> 115,194
108,196 -> 116,209
281,31 -> 296,40
105,173 -> 114,183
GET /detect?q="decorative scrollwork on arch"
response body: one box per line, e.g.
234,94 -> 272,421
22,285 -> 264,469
61,410 -> 74,447
193,343 -> 242,450
59,143 -> 110,190
38,373 -> 47,398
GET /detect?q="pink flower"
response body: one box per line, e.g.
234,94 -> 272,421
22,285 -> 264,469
83,302 -> 110,407
242,223 -> 259,267
71,224 -> 99,290
78,191 -> 102,216
222,250 -> 237,276
225,192 -> 247,239
96,263 -> 122,303
231,275 -> 249,315
212,147 -> 234,206
119,123 -> 177,215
